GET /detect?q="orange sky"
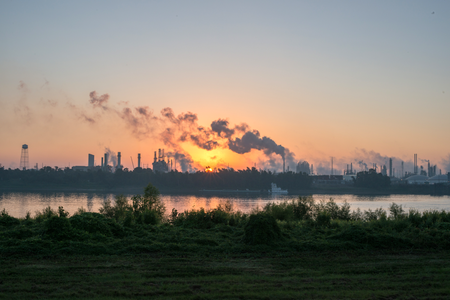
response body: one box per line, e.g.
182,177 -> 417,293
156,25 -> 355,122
1,1 -> 450,174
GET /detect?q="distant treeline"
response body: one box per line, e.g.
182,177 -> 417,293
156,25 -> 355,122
0,167 -> 313,190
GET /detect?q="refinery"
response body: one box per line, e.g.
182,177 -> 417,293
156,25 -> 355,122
4,144 -> 449,185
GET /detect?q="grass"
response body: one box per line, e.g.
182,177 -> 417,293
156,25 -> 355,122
1,184 -> 450,299
1,251 -> 450,299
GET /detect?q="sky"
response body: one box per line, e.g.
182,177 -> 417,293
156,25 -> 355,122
1,0 -> 449,174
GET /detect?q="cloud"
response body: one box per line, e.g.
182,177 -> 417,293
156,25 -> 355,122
89,91 -> 110,108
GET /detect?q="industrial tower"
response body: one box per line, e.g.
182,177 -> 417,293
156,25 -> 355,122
20,144 -> 29,170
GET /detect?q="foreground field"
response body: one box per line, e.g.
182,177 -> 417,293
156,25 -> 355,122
1,251 -> 450,299
2,185 -> 450,299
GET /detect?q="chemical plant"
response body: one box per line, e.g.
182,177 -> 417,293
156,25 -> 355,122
5,145 -> 450,185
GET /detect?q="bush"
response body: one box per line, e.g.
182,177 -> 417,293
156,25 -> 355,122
35,206 -> 58,223
70,213 -> 112,236
44,216 -> 73,240
0,209 -> 20,228
316,211 -> 331,227
243,213 -> 281,245
139,209 -> 159,225
389,203 -> 405,219
172,201 -> 240,228
99,183 -> 166,225
292,196 -> 315,220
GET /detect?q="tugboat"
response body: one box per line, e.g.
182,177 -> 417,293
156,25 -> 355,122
270,183 -> 288,194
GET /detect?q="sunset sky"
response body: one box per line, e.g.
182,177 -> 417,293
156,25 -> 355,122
1,1 -> 449,174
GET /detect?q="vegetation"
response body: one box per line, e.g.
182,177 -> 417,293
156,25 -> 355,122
1,183 -> 450,256
2,183 -> 450,298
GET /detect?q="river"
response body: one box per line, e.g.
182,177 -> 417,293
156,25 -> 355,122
1,191 -> 450,218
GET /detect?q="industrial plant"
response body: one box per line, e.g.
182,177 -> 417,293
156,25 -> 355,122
6,145 -> 450,186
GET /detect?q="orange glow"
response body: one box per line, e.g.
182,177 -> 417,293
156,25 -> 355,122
205,166 -> 213,172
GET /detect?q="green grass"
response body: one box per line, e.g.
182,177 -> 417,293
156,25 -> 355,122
1,251 -> 450,299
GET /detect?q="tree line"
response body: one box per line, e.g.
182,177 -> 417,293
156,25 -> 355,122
0,167 -> 313,191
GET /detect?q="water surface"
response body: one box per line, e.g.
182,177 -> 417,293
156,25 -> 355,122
1,192 -> 450,218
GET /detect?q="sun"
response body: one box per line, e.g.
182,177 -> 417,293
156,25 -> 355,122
205,166 -> 213,173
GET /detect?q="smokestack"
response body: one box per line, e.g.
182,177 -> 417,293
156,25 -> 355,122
101,157 -> 103,169
389,158 -> 392,177
154,151 -> 157,163
138,153 -> 141,168
351,163 -> 353,174
88,154 -> 94,168
331,157 -> 334,176
104,153 -> 108,167
414,154 -> 417,174
162,149 -> 165,160
118,152 -> 121,169
158,149 -> 161,161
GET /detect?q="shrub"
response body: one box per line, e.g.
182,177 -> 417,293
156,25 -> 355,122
44,216 -> 73,240
70,213 -> 112,236
172,201 -> 239,228
99,195 -> 130,220
131,184 -> 165,222
292,196 -> 315,220
0,209 -> 20,228
243,213 -> 281,245
364,208 -> 387,221
389,203 -> 406,219
99,183 -> 166,225
316,211 -> 331,227
35,206 -> 58,223
139,209 -> 159,225
58,206 -> 69,218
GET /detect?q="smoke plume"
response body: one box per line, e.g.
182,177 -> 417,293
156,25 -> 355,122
85,91 -> 295,171
89,91 -> 110,108
105,147 -> 117,169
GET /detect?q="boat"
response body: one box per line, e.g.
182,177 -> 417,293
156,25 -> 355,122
270,183 -> 288,194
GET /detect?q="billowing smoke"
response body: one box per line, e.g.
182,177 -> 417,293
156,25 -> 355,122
441,154 -> 450,173
89,91 -> 109,108
84,91 -> 295,172
105,147 -> 117,169
166,151 -> 196,173
358,160 -> 368,171
210,118 -> 295,170
119,106 -> 157,139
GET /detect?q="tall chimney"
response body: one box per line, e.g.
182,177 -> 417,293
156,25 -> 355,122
104,153 -> 108,168
117,152 -> 121,168
389,158 -> 392,177
101,157 -> 104,169
158,149 -> 161,161
138,153 -> 141,168
154,151 -> 157,163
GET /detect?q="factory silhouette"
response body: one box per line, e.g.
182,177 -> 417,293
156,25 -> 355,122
10,144 -> 449,187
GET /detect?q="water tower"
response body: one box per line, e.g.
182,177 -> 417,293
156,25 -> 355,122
20,144 -> 29,170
